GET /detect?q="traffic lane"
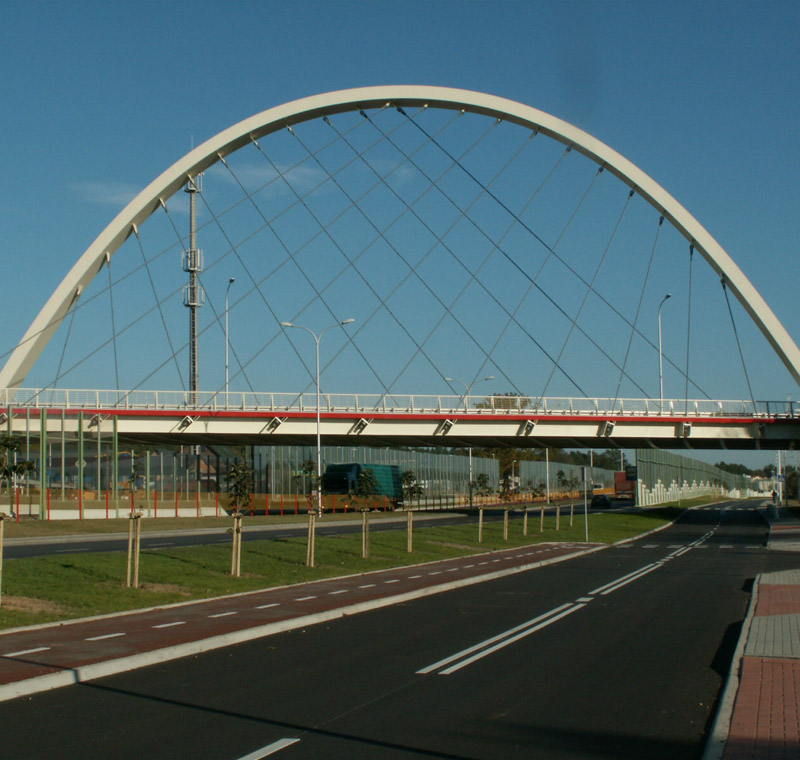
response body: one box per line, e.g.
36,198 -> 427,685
288,519 -> 785,759
3,513 -> 473,559
0,517 -> 766,759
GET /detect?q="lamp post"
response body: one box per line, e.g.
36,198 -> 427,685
658,293 -> 671,403
224,277 -> 235,400
444,375 -> 494,507
281,318 -> 355,517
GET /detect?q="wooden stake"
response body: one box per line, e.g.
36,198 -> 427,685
0,514 -> 6,607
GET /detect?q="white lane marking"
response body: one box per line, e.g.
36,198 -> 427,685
428,571 -> 441,576
463,564 -> 475,568
359,584 -> 376,589
417,603 -> 574,675
256,602 -> 281,608
576,597 -> 593,603
295,596 -> 317,601
719,545 -> 734,549
440,604 -> 587,676
209,611 -> 238,618
384,579 -> 400,584
328,590 -> 348,595
4,646 -> 51,657
478,561 -> 489,565
408,574 -> 423,579
597,565 -> 662,595
153,621 -> 186,629
86,632 -> 126,641
446,568 -> 459,572
642,544 -> 658,548
236,737 -> 301,759
589,563 -> 660,595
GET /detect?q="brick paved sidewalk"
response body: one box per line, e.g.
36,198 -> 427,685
706,506 -> 800,760
724,569 -> 800,759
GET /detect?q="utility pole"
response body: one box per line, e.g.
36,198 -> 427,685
183,175 -> 204,403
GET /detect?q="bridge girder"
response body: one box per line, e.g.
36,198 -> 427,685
8,410 -> 799,451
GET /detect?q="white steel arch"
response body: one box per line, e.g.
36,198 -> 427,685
3,85 -> 799,390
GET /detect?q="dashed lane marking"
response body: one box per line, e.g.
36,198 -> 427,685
255,602 -> 282,608
152,621 -> 186,629
236,737 -> 301,759
4,647 -> 51,657
86,633 -> 125,641
209,612 -> 238,618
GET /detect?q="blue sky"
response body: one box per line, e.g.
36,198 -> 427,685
2,0 -> 799,468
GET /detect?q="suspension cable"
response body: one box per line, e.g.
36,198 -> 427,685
105,253 -> 121,390
541,189 -> 635,398
133,227 -> 187,391
685,244 -> 694,410
286,118 -> 525,396
329,112 -> 532,394
401,110 -> 697,390
721,277 -> 757,407
613,216 -> 664,404
369,111 -> 646,397
50,294 -> 79,392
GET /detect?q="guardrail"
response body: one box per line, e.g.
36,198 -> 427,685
1,388 -> 797,419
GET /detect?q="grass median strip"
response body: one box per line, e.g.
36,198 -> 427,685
0,507 -> 684,631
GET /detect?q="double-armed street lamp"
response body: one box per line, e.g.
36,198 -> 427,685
281,318 -> 355,516
444,375 -> 494,507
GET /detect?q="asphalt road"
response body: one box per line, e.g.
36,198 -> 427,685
2,501 -> 796,760
3,512 -> 476,559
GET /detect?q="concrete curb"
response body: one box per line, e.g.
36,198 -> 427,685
701,576 -> 761,760
0,543 -> 605,703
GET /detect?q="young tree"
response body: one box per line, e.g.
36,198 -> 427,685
401,470 -> 424,505
350,467 -> 381,509
225,459 -> 253,514
474,473 -> 492,496
301,458 -> 316,493
0,435 -> 35,513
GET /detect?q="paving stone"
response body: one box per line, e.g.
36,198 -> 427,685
745,614 -> 800,659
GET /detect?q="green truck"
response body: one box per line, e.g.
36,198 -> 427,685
322,463 -> 403,502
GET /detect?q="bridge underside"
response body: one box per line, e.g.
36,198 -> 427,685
12,410 -> 800,451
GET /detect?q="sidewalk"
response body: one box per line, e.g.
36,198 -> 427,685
705,504 -> 800,759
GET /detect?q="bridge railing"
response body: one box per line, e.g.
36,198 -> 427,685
1,388 -> 797,419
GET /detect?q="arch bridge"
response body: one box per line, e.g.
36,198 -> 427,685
2,87 -> 798,454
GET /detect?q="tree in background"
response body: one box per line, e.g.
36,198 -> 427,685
401,470 -> 424,505
0,434 -> 35,513
225,459 -> 253,514
349,467 -> 381,510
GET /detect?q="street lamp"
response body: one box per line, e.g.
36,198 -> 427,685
444,375 -> 495,507
225,277 -> 235,399
281,318 -> 355,516
444,375 -> 495,411
658,293 -> 671,403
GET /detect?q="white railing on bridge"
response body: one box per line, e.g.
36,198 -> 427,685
1,388 -> 797,419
